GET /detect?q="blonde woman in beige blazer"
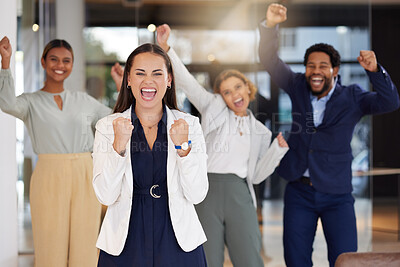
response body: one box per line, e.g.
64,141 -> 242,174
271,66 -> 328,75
156,24 -> 289,267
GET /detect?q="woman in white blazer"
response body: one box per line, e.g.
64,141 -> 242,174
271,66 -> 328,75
92,43 -> 209,266
156,25 -> 289,267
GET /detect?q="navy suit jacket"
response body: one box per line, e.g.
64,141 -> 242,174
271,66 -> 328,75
259,24 -> 400,194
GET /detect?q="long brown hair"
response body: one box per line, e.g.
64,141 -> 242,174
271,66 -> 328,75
42,39 -> 74,61
113,43 -> 178,113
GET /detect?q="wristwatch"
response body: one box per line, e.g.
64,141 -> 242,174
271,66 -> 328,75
175,140 -> 191,151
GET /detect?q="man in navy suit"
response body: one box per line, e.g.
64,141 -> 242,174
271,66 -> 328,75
259,3 -> 400,267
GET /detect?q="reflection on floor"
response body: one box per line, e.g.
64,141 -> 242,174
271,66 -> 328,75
18,192 -> 400,267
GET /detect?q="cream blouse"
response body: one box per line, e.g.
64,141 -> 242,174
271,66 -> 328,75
0,69 -> 111,154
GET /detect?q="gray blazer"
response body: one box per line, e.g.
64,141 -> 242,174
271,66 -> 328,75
168,48 -> 288,207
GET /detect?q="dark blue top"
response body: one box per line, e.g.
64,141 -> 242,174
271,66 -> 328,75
97,105 -> 207,267
259,24 -> 400,194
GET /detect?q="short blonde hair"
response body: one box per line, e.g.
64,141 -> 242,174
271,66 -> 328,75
213,69 -> 257,101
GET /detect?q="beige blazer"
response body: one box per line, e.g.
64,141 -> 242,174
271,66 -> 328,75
92,106 -> 208,255
168,48 -> 289,208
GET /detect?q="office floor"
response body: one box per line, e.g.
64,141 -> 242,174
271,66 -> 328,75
17,188 -> 400,267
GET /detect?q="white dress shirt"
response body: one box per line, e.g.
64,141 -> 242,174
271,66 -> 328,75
207,111 -> 250,178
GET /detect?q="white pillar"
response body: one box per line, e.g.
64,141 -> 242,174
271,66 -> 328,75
0,0 -> 18,266
56,0 -> 85,92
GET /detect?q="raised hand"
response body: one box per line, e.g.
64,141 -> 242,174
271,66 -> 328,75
112,117 -> 134,156
0,36 -> 12,69
111,62 -> 124,92
156,24 -> 171,52
169,119 -> 190,156
266,3 -> 287,28
276,132 -> 288,148
357,50 -> 379,72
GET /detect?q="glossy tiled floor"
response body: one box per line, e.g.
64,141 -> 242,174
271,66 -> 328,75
17,186 -> 400,267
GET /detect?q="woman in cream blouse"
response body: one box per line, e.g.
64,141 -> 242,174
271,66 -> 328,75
0,37 -> 111,267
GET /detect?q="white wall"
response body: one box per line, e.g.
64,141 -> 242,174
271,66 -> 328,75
0,0 -> 18,266
56,0 -> 85,92
0,1 -> 85,265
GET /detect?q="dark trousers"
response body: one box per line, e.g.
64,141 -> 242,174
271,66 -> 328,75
283,181 -> 357,267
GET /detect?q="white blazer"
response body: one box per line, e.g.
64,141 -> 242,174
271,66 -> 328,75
168,48 -> 289,208
92,106 -> 208,256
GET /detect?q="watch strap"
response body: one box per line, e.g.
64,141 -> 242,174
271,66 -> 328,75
175,140 -> 191,150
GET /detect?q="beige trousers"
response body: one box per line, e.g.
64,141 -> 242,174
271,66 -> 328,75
30,153 -> 101,267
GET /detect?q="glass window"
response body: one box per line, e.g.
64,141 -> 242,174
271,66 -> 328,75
167,29 -> 259,64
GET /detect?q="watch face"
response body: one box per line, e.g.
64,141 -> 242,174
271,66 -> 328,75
181,142 -> 189,150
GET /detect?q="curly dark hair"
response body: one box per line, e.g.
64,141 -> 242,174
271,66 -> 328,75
303,43 -> 341,68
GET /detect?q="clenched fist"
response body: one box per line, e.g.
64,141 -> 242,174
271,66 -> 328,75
111,62 -> 124,92
276,132 -> 288,148
0,36 -> 12,69
169,119 -> 190,156
112,117 -> 134,156
156,24 -> 171,52
357,50 -> 378,72
266,3 -> 287,28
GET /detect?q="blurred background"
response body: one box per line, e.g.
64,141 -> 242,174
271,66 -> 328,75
1,0 -> 400,266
